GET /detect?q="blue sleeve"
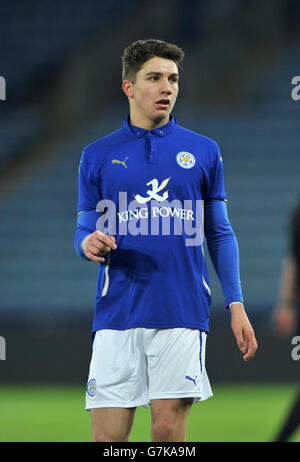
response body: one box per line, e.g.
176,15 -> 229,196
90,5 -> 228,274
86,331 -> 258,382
74,148 -> 102,260
74,210 -> 100,260
77,149 -> 102,213
203,143 -> 227,202
204,199 -> 244,308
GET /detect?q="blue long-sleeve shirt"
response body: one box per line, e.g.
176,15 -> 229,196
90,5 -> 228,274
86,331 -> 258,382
74,115 -> 243,334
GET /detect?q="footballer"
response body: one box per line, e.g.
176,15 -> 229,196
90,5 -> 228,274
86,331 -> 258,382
74,39 -> 258,442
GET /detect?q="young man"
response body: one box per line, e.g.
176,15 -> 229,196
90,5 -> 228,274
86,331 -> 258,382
74,39 -> 257,442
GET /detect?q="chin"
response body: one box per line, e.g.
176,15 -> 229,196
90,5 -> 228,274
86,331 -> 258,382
152,111 -> 170,122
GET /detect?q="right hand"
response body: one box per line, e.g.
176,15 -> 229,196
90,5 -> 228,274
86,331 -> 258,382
81,230 -> 117,262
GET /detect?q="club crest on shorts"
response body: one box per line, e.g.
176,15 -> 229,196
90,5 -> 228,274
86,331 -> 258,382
87,378 -> 97,397
176,152 -> 196,169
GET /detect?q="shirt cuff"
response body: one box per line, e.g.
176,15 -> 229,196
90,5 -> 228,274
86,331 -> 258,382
228,301 -> 244,308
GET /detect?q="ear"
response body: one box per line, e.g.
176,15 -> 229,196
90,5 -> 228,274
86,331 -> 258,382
122,80 -> 134,99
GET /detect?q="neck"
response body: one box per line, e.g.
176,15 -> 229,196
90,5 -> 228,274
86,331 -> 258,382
129,112 -> 170,131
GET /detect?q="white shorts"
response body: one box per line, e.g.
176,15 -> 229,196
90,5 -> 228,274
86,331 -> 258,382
85,327 -> 213,410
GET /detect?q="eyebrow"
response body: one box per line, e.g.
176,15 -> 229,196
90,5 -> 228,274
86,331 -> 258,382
145,71 -> 179,78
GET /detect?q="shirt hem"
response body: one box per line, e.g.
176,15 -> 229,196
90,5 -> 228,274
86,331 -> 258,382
92,322 -> 209,334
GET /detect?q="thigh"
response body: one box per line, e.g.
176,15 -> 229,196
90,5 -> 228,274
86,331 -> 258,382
91,407 -> 136,442
150,398 -> 193,442
151,397 -> 193,423
85,329 -> 149,409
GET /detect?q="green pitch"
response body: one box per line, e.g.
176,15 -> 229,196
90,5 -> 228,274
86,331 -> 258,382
0,383 -> 299,442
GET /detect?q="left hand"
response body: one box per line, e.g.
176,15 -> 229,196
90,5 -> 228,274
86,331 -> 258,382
229,303 -> 258,362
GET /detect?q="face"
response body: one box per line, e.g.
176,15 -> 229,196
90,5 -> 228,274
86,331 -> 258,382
123,56 -> 179,129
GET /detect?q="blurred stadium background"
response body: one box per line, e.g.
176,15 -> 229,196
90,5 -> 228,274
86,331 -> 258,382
0,0 -> 300,442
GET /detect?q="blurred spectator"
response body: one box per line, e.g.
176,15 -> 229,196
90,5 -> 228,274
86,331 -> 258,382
272,198 -> 300,441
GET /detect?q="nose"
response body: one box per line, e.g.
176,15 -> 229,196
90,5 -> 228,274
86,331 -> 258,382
160,77 -> 172,95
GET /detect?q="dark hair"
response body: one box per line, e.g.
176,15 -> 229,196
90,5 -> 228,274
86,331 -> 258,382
122,39 -> 184,82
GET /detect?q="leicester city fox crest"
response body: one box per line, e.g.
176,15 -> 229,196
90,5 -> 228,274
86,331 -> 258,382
87,378 -> 97,397
176,152 -> 195,169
